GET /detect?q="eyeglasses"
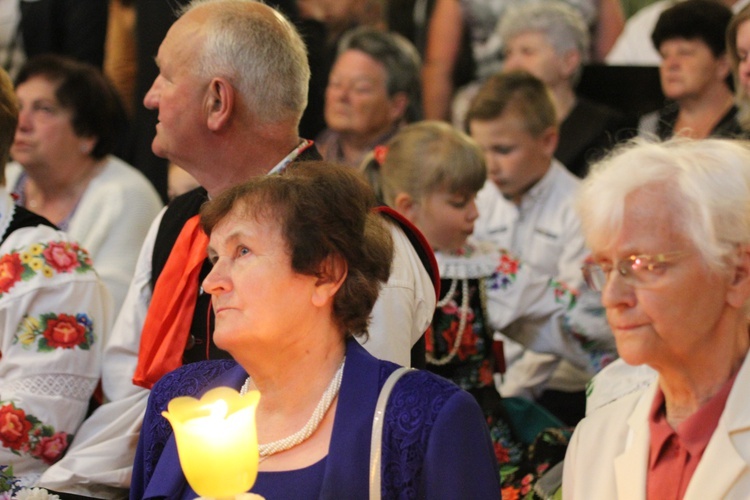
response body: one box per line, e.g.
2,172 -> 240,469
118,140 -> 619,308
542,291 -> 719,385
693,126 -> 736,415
581,251 -> 688,292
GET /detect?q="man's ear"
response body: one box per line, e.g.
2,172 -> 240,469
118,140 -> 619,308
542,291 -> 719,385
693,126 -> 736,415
727,244 -> 750,309
311,254 -> 348,308
205,77 -> 235,132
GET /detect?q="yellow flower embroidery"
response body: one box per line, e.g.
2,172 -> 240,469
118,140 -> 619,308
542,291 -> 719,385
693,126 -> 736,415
20,251 -> 32,264
17,329 -> 36,346
41,265 -> 54,278
29,258 -> 44,271
20,315 -> 40,331
17,316 -> 40,346
29,244 -> 43,255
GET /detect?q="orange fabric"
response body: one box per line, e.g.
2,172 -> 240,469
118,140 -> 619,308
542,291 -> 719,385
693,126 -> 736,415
133,215 -> 209,389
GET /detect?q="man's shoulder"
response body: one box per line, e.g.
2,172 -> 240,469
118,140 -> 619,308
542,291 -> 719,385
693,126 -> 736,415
377,207 -> 438,293
150,187 -> 209,285
163,187 -> 209,220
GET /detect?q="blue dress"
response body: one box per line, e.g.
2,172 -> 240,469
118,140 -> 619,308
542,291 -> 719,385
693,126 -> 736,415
131,339 -> 500,499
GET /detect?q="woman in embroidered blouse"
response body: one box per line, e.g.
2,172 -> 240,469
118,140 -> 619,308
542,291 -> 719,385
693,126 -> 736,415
7,54 -> 162,311
563,138 -> 750,499
362,120 -> 614,496
0,68 -> 112,491
131,161 -> 500,499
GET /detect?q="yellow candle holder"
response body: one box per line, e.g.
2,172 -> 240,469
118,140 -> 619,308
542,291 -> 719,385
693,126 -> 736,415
162,386 -> 261,500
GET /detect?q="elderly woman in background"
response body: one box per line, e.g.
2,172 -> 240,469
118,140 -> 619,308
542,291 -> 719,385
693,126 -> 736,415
497,0 -> 635,178
316,27 -> 421,168
640,0 -> 742,140
0,67 -> 112,491
7,54 -> 163,310
131,161 -> 500,499
563,138 -> 750,499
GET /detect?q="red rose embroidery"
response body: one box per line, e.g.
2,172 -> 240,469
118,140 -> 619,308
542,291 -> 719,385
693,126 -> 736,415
42,242 -> 80,273
33,432 -> 69,465
441,317 -> 477,360
0,404 -> 31,450
0,253 -> 23,293
497,253 -> 519,275
43,314 -> 86,349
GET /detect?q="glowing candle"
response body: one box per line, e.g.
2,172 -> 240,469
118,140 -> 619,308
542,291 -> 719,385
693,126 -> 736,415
163,386 -> 261,499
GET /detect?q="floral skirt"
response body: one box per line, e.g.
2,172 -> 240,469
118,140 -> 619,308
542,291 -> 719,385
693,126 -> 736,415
467,387 -> 571,500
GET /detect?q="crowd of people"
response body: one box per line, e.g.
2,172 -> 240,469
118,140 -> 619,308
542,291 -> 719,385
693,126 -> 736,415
0,0 -> 749,498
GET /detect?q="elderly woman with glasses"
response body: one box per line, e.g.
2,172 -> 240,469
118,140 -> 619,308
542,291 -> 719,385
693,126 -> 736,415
563,137 -> 750,499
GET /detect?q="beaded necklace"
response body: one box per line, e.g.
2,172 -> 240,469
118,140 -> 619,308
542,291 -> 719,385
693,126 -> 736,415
240,357 -> 345,460
427,279 -> 471,366
428,241 -> 499,367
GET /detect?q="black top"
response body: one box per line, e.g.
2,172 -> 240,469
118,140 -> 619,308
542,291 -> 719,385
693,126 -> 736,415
1,205 -> 56,245
655,101 -> 745,141
557,97 -> 638,178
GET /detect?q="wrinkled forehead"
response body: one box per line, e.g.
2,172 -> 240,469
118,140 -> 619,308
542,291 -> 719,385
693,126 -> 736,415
587,185 -> 686,255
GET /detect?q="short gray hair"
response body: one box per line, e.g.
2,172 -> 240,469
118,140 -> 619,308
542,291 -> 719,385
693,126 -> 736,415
498,0 -> 590,83
337,27 -> 422,122
578,138 -> 750,276
183,0 -> 310,125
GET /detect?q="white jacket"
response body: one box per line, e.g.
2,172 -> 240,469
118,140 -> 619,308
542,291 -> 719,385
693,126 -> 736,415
564,353 -> 750,499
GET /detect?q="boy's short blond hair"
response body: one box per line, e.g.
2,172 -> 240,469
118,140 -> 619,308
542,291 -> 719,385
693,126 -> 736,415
466,70 -> 557,137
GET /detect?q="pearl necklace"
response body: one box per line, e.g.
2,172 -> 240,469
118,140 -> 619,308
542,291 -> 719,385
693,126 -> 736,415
427,278 -> 470,366
240,357 -> 345,459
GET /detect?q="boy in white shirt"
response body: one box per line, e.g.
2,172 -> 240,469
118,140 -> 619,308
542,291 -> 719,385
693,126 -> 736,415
466,70 -> 593,425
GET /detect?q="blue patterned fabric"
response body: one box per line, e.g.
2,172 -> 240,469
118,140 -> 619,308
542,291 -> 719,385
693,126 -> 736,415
131,340 -> 500,499
133,358 -> 237,492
